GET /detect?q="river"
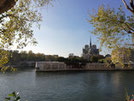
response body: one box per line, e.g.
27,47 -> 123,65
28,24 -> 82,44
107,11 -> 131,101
0,69 -> 134,101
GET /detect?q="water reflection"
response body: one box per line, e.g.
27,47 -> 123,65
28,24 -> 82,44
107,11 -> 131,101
0,70 -> 133,101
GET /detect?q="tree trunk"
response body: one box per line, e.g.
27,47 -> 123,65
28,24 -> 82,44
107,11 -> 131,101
0,0 -> 16,14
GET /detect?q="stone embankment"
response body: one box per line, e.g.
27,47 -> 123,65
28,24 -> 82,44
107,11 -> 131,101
35,61 -> 134,72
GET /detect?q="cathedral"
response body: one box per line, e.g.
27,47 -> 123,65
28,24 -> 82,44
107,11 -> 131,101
82,38 -> 99,60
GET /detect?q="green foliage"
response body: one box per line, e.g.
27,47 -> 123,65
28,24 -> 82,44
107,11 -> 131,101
111,47 -> 132,67
125,89 -> 130,101
5,92 -> 21,101
98,59 -> 104,63
8,50 -> 46,64
0,50 -> 10,72
88,4 -> 134,65
8,50 -> 89,68
90,56 -> 98,63
104,57 -> 112,67
1,0 -> 53,49
88,5 -> 134,49
0,0 -> 53,70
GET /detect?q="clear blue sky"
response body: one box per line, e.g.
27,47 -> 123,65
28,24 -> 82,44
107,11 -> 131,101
22,0 -> 128,57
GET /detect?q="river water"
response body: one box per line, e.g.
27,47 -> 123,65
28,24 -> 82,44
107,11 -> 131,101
0,69 -> 134,101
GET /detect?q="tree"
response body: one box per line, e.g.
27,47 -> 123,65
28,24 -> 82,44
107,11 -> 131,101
0,0 -> 16,14
90,56 -> 98,63
104,57 -> 113,67
88,0 -> 134,65
0,0 -> 53,70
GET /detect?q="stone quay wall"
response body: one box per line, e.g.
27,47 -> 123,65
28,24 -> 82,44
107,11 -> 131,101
84,63 -> 109,70
35,61 -> 67,71
35,62 -> 111,71
35,61 -> 134,71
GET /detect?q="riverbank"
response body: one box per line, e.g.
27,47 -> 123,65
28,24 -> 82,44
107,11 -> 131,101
36,68 -> 134,72
35,62 -> 134,72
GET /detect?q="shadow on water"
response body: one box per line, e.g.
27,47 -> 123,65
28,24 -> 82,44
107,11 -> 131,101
35,71 -> 87,76
0,69 -> 134,101
35,70 -> 134,76
35,71 -> 131,100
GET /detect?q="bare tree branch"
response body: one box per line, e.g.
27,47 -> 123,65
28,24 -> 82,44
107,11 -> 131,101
0,0 -> 16,14
124,22 -> 134,32
122,0 -> 134,14
130,0 -> 134,9
122,25 -> 134,34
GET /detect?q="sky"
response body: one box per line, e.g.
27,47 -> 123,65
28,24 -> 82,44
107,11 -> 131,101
20,0 -> 128,57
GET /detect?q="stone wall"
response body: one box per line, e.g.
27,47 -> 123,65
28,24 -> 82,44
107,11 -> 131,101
36,62 -> 111,71
85,63 -> 110,70
35,61 -> 134,71
36,61 -> 67,71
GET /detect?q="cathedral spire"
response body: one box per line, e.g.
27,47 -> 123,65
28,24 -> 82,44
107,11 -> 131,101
90,37 -> 92,48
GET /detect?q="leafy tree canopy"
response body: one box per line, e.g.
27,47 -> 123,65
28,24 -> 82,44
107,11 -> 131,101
89,5 -> 134,49
88,0 -> 134,65
0,0 -> 53,70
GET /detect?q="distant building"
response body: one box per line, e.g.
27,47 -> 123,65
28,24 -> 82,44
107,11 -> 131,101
35,61 -> 67,71
68,53 -> 75,58
82,38 -> 99,60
